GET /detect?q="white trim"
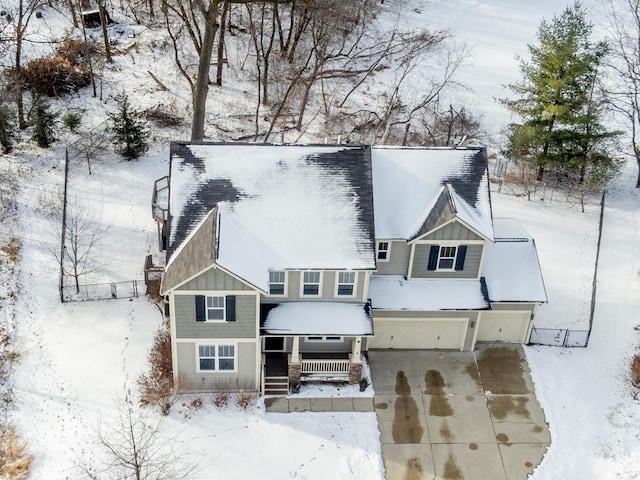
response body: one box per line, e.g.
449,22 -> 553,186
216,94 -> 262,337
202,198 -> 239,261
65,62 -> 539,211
204,295 -> 226,321
173,289 -> 255,296
300,270 -> 323,297
195,341 -> 238,373
362,271 -> 371,303
376,241 -> 391,262
304,336 -> 344,343
436,245 -> 458,271
175,337 -> 256,343
409,218 -> 492,244
162,263 -> 263,295
267,270 -> 287,297
169,292 -> 179,387
334,271 -> 357,298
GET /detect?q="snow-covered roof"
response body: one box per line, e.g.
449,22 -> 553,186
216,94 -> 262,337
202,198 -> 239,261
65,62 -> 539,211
371,146 -> 493,240
482,218 -> 547,303
261,302 -> 374,336
167,143 -> 377,280
368,275 -> 489,310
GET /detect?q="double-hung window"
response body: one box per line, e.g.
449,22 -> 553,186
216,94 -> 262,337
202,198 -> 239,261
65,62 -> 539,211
302,271 -> 321,296
336,271 -> 356,297
197,344 -> 236,371
438,246 -> 458,270
377,241 -> 390,261
269,271 -> 286,296
195,295 -> 236,322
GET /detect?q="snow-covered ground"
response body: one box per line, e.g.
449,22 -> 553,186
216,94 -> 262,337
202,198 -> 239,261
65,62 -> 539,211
3,0 -> 640,479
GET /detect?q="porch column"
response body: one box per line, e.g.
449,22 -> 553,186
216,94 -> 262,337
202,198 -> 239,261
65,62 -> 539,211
291,336 -> 300,362
351,336 -> 362,363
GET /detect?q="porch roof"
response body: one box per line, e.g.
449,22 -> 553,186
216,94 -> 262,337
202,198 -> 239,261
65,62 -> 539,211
369,275 -> 489,310
261,302 -> 373,336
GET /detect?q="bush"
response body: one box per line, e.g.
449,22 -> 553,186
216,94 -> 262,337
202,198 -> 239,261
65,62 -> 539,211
22,57 -> 91,97
0,105 -> 16,154
62,112 -> 81,133
0,427 -> 33,480
30,98 -> 58,148
137,324 -> 174,411
631,354 -> 640,388
55,38 -> 96,66
109,92 -> 150,160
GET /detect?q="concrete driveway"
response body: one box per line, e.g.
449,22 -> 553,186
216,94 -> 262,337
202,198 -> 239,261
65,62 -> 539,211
368,344 -> 550,480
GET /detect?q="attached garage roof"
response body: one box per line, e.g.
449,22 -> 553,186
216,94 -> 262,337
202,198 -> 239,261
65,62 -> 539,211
261,302 -> 373,336
482,218 -> 548,303
369,275 -> 489,311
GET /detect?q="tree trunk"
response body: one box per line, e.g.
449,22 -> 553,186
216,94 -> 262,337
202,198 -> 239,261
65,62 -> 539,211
215,0 -> 229,86
191,1 -> 219,142
67,0 -> 79,27
97,0 -> 112,63
636,150 -> 640,188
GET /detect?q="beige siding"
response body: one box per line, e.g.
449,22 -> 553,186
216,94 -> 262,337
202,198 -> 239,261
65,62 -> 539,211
176,341 -> 257,392
174,293 -> 257,339
300,337 -> 353,353
375,240 -> 410,275
179,266 -> 254,291
410,243 -> 483,279
489,302 -> 536,313
421,221 -> 483,241
374,310 -> 479,321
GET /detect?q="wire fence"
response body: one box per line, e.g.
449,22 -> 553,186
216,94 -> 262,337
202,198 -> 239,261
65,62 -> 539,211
529,327 -> 590,347
61,280 -> 142,302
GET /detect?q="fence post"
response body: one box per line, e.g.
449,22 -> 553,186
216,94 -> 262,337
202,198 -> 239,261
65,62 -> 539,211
585,190 -> 606,348
59,148 -> 70,303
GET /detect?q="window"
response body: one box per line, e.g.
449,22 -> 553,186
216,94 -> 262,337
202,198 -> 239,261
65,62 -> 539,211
305,336 -> 343,342
302,271 -> 321,296
377,241 -> 390,261
195,295 -> 236,322
206,296 -> 225,320
269,271 -> 286,295
438,246 -> 457,270
336,271 -> 356,297
197,344 -> 236,371
427,245 -> 467,271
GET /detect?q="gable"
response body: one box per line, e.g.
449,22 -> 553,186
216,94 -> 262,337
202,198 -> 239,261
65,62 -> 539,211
417,219 -> 484,242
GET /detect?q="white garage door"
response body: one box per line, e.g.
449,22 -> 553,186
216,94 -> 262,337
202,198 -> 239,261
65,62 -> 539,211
369,318 -> 467,350
476,311 -> 531,343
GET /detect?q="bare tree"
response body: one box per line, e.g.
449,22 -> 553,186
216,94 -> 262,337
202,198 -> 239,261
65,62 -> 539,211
46,198 -> 110,295
603,0 -> 640,187
78,396 -> 197,480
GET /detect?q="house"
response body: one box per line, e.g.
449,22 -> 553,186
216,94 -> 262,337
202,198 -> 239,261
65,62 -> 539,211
152,143 -> 546,395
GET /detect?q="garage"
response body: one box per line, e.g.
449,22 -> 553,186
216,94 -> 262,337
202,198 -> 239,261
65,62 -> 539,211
476,311 -> 531,343
368,318 -> 468,350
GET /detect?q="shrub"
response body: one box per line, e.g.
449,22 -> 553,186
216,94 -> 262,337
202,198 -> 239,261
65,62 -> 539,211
631,354 -> 640,388
0,105 -> 16,154
109,92 -> 150,160
212,391 -> 231,409
235,391 -> 256,410
0,427 -> 33,480
55,38 -> 96,66
137,325 -> 174,411
30,98 -> 58,148
62,112 -> 81,133
22,57 -> 91,97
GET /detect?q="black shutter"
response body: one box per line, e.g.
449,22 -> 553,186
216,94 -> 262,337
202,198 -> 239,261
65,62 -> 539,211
195,295 -> 206,322
226,295 -> 236,322
427,245 -> 439,271
455,245 -> 467,271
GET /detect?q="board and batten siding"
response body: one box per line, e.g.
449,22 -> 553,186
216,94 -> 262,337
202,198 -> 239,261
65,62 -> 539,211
268,270 -> 368,302
421,221 -> 484,242
178,266 -> 254,291
176,341 -> 257,392
174,293 -> 257,339
410,243 -> 483,279
375,240 -> 411,275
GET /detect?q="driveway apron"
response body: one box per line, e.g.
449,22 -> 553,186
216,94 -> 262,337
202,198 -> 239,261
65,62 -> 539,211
368,344 -> 550,480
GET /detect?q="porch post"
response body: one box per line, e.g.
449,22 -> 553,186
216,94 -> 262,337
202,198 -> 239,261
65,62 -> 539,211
351,336 -> 362,362
291,336 -> 300,362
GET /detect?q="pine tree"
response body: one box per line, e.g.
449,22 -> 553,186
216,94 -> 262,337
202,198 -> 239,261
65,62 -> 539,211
109,92 -> 149,160
502,2 -> 621,184
30,98 -> 57,148
0,105 -> 16,153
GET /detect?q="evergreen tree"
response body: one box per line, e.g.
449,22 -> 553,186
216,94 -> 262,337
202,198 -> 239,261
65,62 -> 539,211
109,92 -> 149,160
0,105 -> 16,153
502,2 -> 621,184
30,98 -> 57,148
